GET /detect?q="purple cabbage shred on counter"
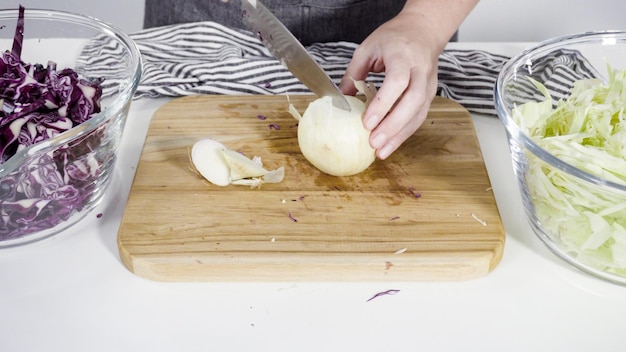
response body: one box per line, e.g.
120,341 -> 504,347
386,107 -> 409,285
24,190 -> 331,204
366,289 -> 400,302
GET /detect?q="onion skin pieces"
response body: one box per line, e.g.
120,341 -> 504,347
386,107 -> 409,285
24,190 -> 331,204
190,138 -> 284,188
190,138 -> 231,186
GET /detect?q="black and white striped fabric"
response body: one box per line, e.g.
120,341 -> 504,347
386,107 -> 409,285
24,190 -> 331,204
78,21 -> 598,116
500,48 -> 600,109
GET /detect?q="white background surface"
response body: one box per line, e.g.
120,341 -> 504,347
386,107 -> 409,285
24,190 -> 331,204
2,2 -> 626,351
4,0 -> 626,41
2,41 -> 626,352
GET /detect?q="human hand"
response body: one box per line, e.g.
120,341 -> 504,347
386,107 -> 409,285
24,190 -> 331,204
339,11 -> 441,160
339,0 -> 478,160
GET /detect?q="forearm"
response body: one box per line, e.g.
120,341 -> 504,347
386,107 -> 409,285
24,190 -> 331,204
400,0 -> 479,52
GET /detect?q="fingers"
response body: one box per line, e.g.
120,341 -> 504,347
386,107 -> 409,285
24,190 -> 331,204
362,63 -> 410,131
339,46 -> 375,96
372,93 -> 431,159
338,28 -> 438,160
368,68 -> 435,160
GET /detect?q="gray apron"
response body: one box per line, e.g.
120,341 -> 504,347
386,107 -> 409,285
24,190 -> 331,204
144,0 -> 407,45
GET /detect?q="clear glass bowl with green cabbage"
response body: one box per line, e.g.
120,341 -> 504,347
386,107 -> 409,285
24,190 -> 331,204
495,31 -> 626,285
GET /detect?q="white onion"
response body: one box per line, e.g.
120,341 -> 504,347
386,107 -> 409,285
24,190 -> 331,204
289,81 -> 377,176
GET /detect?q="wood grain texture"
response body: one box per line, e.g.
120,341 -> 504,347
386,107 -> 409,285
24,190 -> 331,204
117,95 -> 505,281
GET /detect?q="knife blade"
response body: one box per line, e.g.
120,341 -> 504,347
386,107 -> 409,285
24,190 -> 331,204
241,0 -> 351,111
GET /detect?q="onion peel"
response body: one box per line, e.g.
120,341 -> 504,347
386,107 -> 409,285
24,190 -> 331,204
190,138 -> 284,188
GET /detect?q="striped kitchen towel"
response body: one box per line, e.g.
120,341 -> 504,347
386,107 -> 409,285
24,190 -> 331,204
497,48 -> 600,109
77,21 -> 598,116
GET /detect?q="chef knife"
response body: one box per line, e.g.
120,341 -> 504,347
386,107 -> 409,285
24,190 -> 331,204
241,0 -> 351,111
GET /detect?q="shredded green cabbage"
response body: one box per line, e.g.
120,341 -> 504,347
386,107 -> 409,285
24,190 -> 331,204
513,66 -> 626,275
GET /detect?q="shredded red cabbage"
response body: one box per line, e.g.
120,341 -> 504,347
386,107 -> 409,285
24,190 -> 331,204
366,289 -> 400,302
0,6 -> 104,241
10,6 -> 23,58
408,186 -> 422,198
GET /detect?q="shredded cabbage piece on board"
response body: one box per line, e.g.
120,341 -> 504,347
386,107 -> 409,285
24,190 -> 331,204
513,66 -> 626,275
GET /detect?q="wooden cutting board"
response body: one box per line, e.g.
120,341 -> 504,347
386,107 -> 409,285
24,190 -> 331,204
117,95 -> 505,282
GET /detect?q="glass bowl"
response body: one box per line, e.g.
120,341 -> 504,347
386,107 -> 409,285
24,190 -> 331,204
0,8 -> 141,247
495,31 -> 626,285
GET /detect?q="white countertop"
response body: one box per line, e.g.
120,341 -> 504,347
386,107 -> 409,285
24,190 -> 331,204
2,42 -> 626,352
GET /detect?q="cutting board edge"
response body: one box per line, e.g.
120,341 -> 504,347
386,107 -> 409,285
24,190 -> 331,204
116,242 -> 505,282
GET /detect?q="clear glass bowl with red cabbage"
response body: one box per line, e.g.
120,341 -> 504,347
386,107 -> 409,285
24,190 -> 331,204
0,8 -> 141,247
